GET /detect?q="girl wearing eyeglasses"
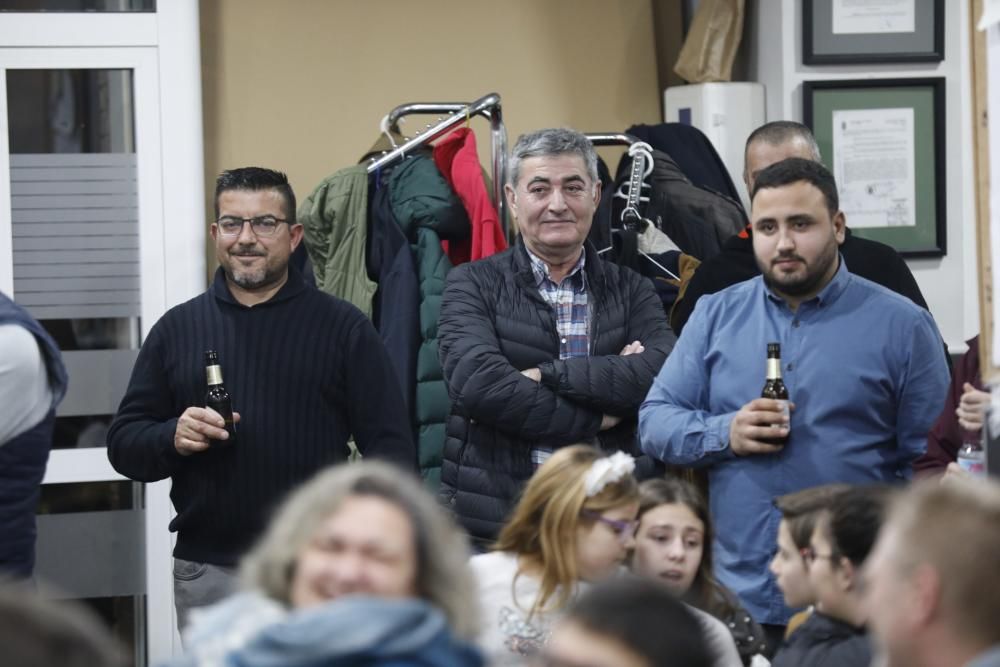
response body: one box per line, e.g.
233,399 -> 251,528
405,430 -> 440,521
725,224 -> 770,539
470,445 -> 639,666
630,478 -> 765,666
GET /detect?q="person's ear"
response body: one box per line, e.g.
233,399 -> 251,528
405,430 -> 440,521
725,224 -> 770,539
837,556 -> 857,593
909,564 -> 943,627
833,210 -> 847,244
505,183 -> 517,216
289,223 -> 304,251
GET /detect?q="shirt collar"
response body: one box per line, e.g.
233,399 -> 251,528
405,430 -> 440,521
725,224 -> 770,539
525,247 -> 587,292
763,253 -> 850,309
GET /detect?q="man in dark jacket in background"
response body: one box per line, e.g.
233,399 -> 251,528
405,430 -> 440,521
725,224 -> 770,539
671,121 -> 929,335
438,128 -> 676,544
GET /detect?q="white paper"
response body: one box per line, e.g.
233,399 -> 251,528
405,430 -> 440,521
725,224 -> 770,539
832,108 -> 916,229
979,0 -> 1000,31
832,0 -> 916,35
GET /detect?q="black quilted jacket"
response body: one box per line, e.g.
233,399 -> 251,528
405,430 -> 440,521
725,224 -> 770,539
437,239 -> 676,543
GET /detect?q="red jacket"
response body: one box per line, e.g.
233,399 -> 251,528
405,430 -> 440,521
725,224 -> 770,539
432,128 -> 506,264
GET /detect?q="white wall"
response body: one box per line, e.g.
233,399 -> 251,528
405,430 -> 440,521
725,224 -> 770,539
747,0 -> 978,352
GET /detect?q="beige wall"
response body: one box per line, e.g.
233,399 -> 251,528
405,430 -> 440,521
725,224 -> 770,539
199,0 -> 662,247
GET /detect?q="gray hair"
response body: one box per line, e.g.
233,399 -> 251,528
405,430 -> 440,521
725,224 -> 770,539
745,121 -> 822,162
508,127 -> 599,187
239,461 -> 480,639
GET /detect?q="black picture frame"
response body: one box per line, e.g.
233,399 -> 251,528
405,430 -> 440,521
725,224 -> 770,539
803,0 -> 944,65
803,78 -> 946,258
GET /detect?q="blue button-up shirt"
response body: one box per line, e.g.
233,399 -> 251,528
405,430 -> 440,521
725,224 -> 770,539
638,259 -> 949,624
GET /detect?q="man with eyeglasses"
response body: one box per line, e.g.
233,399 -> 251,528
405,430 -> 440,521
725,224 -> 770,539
108,167 -> 415,633
769,485 -> 891,667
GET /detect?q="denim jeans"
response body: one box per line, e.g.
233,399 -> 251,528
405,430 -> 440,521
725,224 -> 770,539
172,557 -> 238,635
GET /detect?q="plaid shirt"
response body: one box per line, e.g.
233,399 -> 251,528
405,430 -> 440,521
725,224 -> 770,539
526,248 -> 590,467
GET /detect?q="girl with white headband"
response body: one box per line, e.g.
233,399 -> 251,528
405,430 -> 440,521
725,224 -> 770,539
470,444 -> 639,665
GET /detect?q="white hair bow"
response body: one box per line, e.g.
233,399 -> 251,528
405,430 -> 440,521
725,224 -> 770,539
583,451 -> 636,497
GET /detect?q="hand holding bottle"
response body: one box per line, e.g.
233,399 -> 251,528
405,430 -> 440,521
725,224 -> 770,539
174,407 -> 242,455
729,398 -> 795,456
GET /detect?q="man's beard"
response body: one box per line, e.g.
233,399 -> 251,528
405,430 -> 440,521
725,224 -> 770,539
759,245 -> 838,297
224,253 -> 281,290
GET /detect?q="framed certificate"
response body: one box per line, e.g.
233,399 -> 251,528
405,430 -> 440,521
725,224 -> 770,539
803,78 -> 946,258
803,0 -> 944,65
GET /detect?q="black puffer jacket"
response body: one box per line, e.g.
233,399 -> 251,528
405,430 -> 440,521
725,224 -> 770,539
438,239 -> 676,543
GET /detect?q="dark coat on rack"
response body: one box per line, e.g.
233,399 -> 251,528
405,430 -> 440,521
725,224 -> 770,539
389,154 -> 469,491
437,239 -> 676,544
368,176 -> 420,428
625,122 -> 743,204
612,147 -> 747,258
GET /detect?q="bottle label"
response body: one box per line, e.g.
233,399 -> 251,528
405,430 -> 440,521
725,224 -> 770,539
958,453 -> 985,477
767,358 -> 782,380
206,365 -> 223,385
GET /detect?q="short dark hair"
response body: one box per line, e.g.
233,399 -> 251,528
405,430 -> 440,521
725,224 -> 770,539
751,157 -> 839,216
214,167 -> 296,223
774,483 -> 850,550
564,577 -> 713,667
823,485 -> 893,568
745,121 -> 821,161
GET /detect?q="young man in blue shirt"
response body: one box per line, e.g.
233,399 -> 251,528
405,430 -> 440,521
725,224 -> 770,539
639,158 -> 949,642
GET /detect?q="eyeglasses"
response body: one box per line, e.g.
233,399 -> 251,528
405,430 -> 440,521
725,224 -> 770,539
582,509 -> 638,543
216,215 -> 288,237
800,546 -> 839,564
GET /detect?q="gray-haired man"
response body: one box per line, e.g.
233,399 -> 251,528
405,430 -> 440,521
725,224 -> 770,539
437,127 -> 676,544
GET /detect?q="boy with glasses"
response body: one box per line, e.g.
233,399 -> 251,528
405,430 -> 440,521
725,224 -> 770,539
771,485 -> 891,667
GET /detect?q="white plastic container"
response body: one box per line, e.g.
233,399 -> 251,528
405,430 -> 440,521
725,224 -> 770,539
664,82 -> 766,212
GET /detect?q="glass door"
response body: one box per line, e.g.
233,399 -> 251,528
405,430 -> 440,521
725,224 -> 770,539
0,47 -> 166,666
0,10 -> 203,655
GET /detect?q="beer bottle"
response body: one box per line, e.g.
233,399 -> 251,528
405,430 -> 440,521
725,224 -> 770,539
761,342 -> 789,444
205,350 -> 236,445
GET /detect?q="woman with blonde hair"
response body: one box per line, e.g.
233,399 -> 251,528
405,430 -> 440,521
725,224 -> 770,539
171,461 -> 482,667
471,444 -> 640,664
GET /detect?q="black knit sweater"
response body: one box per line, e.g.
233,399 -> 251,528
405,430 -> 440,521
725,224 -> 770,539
107,267 -> 415,565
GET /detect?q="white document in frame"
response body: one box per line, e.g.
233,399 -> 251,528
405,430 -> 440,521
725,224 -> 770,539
832,108 -> 916,229
832,0 -> 916,35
